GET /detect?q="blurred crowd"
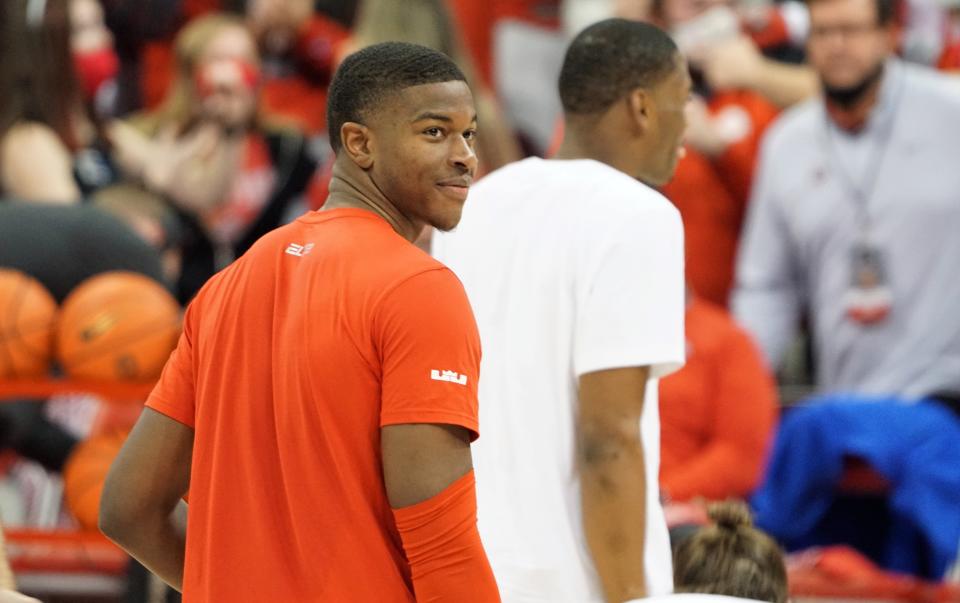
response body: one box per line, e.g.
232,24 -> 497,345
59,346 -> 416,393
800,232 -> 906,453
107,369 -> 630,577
2,0 -> 960,598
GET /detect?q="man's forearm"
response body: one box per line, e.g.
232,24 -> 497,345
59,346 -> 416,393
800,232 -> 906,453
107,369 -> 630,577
393,471 -> 500,602
107,501 -> 187,592
580,438 -> 647,603
752,59 -> 819,108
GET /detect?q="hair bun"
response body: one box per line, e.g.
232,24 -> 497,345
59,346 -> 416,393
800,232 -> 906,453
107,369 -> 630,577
707,501 -> 754,531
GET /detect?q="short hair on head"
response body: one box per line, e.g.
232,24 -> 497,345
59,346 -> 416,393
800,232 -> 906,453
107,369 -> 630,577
673,502 -> 789,603
326,41 -> 467,152
558,18 -> 679,116
806,0 -> 896,25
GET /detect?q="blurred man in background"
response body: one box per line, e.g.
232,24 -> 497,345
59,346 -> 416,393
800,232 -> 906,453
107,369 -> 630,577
734,0 -> 960,397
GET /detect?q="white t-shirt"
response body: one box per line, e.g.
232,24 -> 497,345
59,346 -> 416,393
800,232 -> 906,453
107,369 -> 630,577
433,157 -> 686,602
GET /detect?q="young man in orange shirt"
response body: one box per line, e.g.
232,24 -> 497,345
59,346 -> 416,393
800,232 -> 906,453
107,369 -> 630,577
99,42 -> 500,602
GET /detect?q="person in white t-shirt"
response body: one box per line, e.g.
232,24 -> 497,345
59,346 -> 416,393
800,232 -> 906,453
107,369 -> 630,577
433,18 -> 690,603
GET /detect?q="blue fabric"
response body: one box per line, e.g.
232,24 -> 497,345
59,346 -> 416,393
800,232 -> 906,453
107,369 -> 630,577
751,395 -> 960,578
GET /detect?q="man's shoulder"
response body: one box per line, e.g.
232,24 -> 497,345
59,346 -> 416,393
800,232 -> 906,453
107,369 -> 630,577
201,216 -> 454,307
589,176 -> 681,232
901,63 -> 960,111
478,157 -> 674,212
385,246 -> 454,287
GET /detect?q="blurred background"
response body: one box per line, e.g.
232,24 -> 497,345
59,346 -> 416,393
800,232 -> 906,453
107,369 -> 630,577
1,0 -> 959,601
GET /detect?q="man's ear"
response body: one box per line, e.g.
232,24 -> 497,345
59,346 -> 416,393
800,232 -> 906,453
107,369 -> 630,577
341,121 -> 375,169
626,88 -> 653,135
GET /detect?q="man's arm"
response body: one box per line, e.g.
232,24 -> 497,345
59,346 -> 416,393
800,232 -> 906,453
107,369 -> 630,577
749,58 -> 819,109
99,408 -> 192,591
376,268 -> 500,602
578,366 -> 651,603
382,423 -> 500,602
731,135 -> 802,369
698,35 -> 818,108
382,424 -> 473,508
571,205 -> 684,603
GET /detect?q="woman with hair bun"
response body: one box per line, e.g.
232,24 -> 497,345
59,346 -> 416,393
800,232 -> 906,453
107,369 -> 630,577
673,501 -> 789,603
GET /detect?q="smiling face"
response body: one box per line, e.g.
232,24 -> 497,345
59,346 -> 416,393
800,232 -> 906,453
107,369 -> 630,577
365,80 -> 478,232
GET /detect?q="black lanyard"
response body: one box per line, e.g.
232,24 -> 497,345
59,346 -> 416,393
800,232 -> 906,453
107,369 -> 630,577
820,68 -> 906,242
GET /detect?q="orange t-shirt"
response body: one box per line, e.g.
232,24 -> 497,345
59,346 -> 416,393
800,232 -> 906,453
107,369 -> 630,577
658,297 -> 778,502
146,208 -> 482,602
709,90 -> 780,206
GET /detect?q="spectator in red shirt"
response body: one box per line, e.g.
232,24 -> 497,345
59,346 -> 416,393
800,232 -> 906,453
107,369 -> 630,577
659,294 -> 778,502
122,13 -> 316,302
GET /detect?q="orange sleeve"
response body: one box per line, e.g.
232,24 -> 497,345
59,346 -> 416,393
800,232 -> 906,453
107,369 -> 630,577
661,323 -> 778,501
145,303 -> 197,429
393,470 -> 501,602
376,268 -> 481,440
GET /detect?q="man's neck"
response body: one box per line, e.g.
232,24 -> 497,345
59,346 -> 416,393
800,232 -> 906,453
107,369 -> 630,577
323,159 -> 422,242
554,121 -> 643,180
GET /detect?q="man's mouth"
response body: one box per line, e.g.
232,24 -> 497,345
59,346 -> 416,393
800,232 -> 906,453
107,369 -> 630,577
436,177 -> 472,200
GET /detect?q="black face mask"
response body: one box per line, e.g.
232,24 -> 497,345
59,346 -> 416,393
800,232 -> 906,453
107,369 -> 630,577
822,62 -> 886,108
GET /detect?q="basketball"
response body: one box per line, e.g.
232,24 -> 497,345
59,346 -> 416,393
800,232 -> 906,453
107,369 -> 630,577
63,430 -> 128,530
0,268 -> 57,379
57,272 -> 181,381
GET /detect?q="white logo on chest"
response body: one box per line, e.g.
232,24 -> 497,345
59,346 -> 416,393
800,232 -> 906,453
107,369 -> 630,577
285,242 -> 314,257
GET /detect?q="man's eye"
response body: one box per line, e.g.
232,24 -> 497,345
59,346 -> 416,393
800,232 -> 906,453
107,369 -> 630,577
424,127 -> 443,137
464,129 -> 477,141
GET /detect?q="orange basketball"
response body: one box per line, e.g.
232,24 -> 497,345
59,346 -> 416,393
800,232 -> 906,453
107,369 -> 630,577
63,430 -> 128,530
0,268 -> 57,378
57,271 -> 181,381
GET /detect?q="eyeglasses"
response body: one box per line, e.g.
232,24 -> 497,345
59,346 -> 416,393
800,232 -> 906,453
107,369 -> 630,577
809,22 -> 882,40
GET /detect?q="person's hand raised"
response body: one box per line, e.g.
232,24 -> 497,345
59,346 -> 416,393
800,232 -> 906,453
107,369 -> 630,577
698,34 -> 765,92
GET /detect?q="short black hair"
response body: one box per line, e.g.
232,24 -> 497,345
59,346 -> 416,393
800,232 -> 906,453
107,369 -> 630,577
559,19 -> 679,116
806,0 -> 896,25
326,41 -> 467,152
